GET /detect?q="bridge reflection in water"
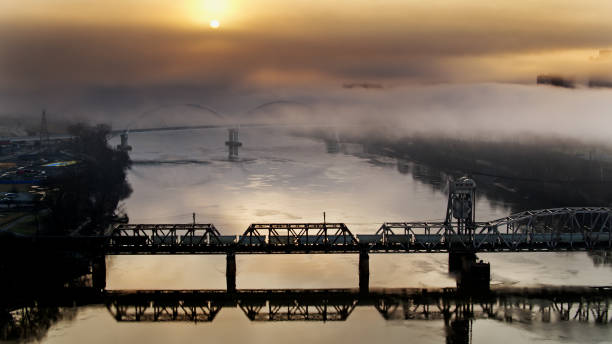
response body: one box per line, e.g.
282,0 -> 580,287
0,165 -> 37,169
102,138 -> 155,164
4,287 -> 611,343
105,288 -> 611,324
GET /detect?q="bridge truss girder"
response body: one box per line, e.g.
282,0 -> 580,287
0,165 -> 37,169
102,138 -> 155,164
105,208 -> 612,254
106,300 -> 222,322
372,207 -> 612,252
241,223 -> 358,247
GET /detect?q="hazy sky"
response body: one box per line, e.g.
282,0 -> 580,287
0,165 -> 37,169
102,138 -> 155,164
1,0 -> 612,137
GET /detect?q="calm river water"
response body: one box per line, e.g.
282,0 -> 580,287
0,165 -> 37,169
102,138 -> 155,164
23,127 -> 612,343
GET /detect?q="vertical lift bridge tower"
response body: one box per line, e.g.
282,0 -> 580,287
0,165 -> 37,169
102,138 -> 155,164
225,128 -> 242,160
444,176 -> 477,235
444,177 -> 489,290
117,131 -> 132,152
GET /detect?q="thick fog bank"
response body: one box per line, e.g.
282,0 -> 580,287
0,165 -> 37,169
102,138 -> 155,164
3,83 -> 612,147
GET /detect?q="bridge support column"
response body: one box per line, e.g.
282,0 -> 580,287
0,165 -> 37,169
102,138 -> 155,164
359,248 -> 369,294
226,252 -> 236,293
92,255 -> 106,291
449,251 -> 490,292
448,251 -> 477,273
445,318 -> 471,344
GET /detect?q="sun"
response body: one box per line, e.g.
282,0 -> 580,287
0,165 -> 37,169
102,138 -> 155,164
184,1 -> 234,28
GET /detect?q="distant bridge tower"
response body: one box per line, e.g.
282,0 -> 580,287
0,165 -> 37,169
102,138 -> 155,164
116,131 -> 132,152
324,130 -> 340,154
225,128 -> 242,160
39,109 -> 49,145
444,177 -> 477,235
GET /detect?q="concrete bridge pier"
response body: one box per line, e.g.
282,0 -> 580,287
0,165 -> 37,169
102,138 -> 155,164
359,248 -> 369,293
448,251 -> 477,273
449,251 -> 490,292
445,318 -> 471,344
226,252 -> 236,293
91,255 -> 106,291
117,132 -> 132,152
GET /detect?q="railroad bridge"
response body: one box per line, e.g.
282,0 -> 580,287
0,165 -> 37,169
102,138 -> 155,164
108,207 -> 612,255
99,178 -> 612,292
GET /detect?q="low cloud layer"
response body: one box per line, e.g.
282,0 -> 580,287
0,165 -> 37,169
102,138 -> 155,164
1,22 -> 612,91
4,83 -> 612,148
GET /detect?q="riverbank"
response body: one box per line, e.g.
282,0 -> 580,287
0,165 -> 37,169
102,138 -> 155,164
302,128 -> 612,212
0,123 -> 131,236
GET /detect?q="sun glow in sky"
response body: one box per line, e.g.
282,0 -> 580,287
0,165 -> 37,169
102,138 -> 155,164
0,0 -> 611,90
1,0 -> 612,143
188,0 -> 233,27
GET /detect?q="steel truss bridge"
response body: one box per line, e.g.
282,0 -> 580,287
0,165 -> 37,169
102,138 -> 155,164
106,207 -> 612,254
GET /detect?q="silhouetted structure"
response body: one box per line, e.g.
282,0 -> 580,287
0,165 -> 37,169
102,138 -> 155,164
537,75 -> 575,88
39,109 -> 49,146
116,131 -> 132,151
589,79 -> 612,89
3,286 -> 611,343
225,128 -> 242,160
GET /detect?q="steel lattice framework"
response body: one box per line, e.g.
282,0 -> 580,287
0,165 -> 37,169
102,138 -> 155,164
100,288 -> 612,324
240,223 -> 358,250
376,292 -> 611,324
108,223 -> 230,253
376,207 -> 612,252
3,287 -> 610,342
239,299 -> 357,322
107,300 -> 222,322
105,208 -> 612,254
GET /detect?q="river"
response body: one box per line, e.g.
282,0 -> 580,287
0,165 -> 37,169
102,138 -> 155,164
13,127 -> 612,343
